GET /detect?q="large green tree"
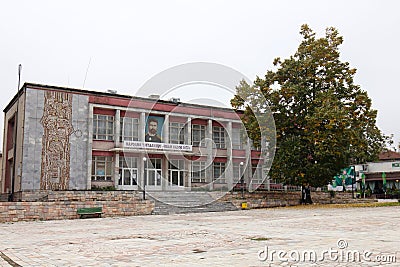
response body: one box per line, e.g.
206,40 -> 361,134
231,25 -> 386,187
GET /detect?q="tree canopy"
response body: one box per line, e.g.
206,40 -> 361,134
231,24 -> 387,187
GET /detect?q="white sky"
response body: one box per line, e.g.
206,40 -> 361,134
1,0 -> 399,148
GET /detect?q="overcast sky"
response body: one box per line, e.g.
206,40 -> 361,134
1,0 -> 399,148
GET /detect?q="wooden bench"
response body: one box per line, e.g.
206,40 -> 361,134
77,207 -> 103,219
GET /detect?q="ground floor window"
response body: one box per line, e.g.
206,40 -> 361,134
191,161 -> 207,183
92,156 -> 113,181
119,157 -> 138,186
213,162 -> 226,183
251,164 -> 263,184
233,162 -> 241,184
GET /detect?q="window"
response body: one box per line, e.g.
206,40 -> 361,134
119,157 -> 138,186
213,162 -> 226,183
8,117 -> 16,147
192,124 -> 206,147
213,126 -> 226,149
191,161 -> 207,183
233,162 -> 241,183
93,114 -> 114,141
92,156 -> 113,181
232,127 -> 242,149
250,139 -> 261,151
120,117 -> 139,142
169,122 -> 186,144
252,164 -> 263,184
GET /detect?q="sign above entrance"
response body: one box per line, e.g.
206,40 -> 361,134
123,141 -> 192,152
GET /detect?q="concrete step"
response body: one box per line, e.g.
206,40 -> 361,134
148,191 -> 237,215
152,201 -> 237,215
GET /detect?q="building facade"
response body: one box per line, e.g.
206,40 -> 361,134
355,151 -> 400,194
1,83 -> 266,197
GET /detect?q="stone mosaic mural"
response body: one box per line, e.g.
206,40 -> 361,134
40,91 -> 73,190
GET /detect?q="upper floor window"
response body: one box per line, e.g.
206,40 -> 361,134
120,117 -> 139,142
232,127 -> 243,149
213,126 -> 226,149
169,122 -> 186,144
93,114 -> 114,141
192,124 -> 206,147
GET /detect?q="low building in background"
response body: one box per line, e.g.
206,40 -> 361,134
355,151 -> 400,195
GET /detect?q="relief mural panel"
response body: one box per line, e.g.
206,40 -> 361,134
40,91 -> 73,190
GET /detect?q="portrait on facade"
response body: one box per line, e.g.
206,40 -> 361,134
145,116 -> 164,143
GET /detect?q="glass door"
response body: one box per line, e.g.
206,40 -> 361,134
145,158 -> 162,189
168,160 -> 185,188
118,157 -> 138,189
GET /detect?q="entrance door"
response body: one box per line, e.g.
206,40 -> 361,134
118,157 -> 138,190
145,158 -> 162,189
168,160 -> 185,188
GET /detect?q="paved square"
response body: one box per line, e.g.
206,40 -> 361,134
0,205 -> 399,266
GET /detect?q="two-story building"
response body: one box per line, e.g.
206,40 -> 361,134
1,83 -> 266,199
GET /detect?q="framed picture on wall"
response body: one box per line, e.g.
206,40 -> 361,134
145,115 -> 164,143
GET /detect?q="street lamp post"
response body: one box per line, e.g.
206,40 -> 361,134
143,157 -> 147,200
240,162 -> 244,199
352,166 -> 355,199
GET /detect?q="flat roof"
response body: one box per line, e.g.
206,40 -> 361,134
4,82 -> 244,115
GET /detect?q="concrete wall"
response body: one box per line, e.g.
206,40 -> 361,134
21,88 -> 89,190
366,161 -> 400,173
1,89 -> 26,193
221,191 -> 357,209
69,92 -> 90,189
21,89 -> 44,190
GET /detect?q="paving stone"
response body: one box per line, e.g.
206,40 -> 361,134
0,206 -> 398,266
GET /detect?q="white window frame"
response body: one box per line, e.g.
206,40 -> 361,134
232,127 -> 242,150
119,157 -> 138,186
145,158 -> 162,187
120,117 -> 139,142
191,161 -> 207,183
93,114 -> 114,141
168,159 -> 185,186
252,164 -> 263,184
169,122 -> 186,144
213,162 -> 226,183
233,162 -> 241,183
192,124 -> 206,147
213,126 -> 226,149
91,156 -> 113,181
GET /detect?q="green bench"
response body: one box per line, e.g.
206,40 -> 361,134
77,207 -> 103,219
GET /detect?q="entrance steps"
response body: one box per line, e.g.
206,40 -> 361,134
148,191 -> 237,215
